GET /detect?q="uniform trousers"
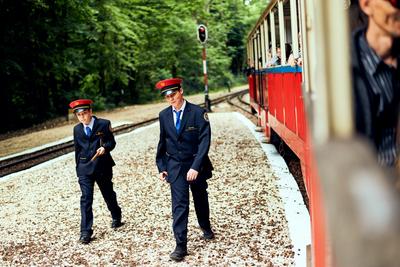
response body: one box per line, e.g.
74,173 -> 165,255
78,171 -> 121,235
170,173 -> 211,246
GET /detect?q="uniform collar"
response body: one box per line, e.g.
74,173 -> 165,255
172,99 -> 187,113
358,31 -> 382,77
83,117 -> 95,129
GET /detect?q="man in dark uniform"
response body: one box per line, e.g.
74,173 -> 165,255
155,78 -> 214,261
69,99 -> 123,244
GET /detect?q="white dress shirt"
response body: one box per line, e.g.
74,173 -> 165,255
172,100 -> 186,126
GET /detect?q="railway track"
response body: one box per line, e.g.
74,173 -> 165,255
0,89 -> 248,177
227,93 -> 255,116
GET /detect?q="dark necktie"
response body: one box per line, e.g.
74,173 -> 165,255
174,110 -> 182,133
85,126 -> 91,136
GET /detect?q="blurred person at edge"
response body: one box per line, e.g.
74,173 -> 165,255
351,0 -> 400,171
69,99 -> 123,244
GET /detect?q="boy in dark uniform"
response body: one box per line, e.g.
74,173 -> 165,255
155,78 -> 214,262
69,99 -> 122,244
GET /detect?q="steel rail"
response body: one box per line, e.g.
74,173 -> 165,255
227,93 -> 255,116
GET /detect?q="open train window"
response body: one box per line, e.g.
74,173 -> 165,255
272,5 -> 280,65
265,15 -> 272,68
257,28 -> 263,70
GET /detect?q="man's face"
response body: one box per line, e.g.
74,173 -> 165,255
164,88 -> 184,109
363,0 -> 400,37
75,109 -> 93,125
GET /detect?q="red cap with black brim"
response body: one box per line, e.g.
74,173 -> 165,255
155,78 -> 183,96
69,99 -> 93,113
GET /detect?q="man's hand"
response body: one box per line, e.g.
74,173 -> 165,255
187,169 -> 198,182
97,146 -> 106,156
160,171 -> 168,182
91,147 -> 106,161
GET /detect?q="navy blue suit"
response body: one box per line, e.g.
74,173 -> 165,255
73,116 -> 121,235
156,101 -> 213,246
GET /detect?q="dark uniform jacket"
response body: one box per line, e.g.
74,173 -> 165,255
156,101 -> 213,183
351,28 -> 378,142
351,28 -> 400,147
73,116 -> 116,176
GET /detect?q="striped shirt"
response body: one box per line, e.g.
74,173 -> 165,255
358,33 -> 400,167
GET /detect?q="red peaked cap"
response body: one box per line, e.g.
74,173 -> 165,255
155,78 -> 183,96
389,0 -> 399,8
69,99 -> 93,113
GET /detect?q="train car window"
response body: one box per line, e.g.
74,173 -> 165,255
253,34 -> 258,70
257,29 -> 262,70
289,0 -> 299,61
257,27 -> 264,106
277,1 -> 286,65
284,0 -> 293,50
260,25 -> 266,69
262,18 -> 269,68
249,38 -> 254,69
296,0 -> 302,33
265,15 -> 272,67
254,32 -> 258,70
272,6 -> 281,66
284,0 -> 301,66
252,34 -> 256,69
270,9 -> 278,63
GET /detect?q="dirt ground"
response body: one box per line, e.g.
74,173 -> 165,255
0,86 -> 247,158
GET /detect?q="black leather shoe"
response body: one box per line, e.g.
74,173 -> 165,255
79,234 -> 91,244
111,218 -> 123,228
169,245 -> 188,262
202,228 -> 215,240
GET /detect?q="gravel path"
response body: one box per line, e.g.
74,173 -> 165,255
0,113 -> 294,266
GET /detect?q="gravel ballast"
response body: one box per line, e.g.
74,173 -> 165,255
0,112 -> 295,266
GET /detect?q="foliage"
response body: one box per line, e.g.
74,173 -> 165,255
0,0 -> 265,133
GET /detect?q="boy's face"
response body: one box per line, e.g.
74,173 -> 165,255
164,88 -> 184,109
75,109 -> 93,125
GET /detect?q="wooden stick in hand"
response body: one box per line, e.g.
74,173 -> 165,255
91,151 -> 101,161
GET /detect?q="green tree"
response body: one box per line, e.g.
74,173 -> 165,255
0,0 -> 266,133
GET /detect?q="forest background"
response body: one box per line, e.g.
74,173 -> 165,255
0,0 -> 265,133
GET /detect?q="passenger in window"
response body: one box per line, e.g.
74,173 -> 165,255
268,46 -> 281,66
258,56 -> 263,69
244,58 -> 255,76
266,47 -> 274,67
285,43 -> 292,64
288,33 -> 303,67
351,0 -> 400,168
